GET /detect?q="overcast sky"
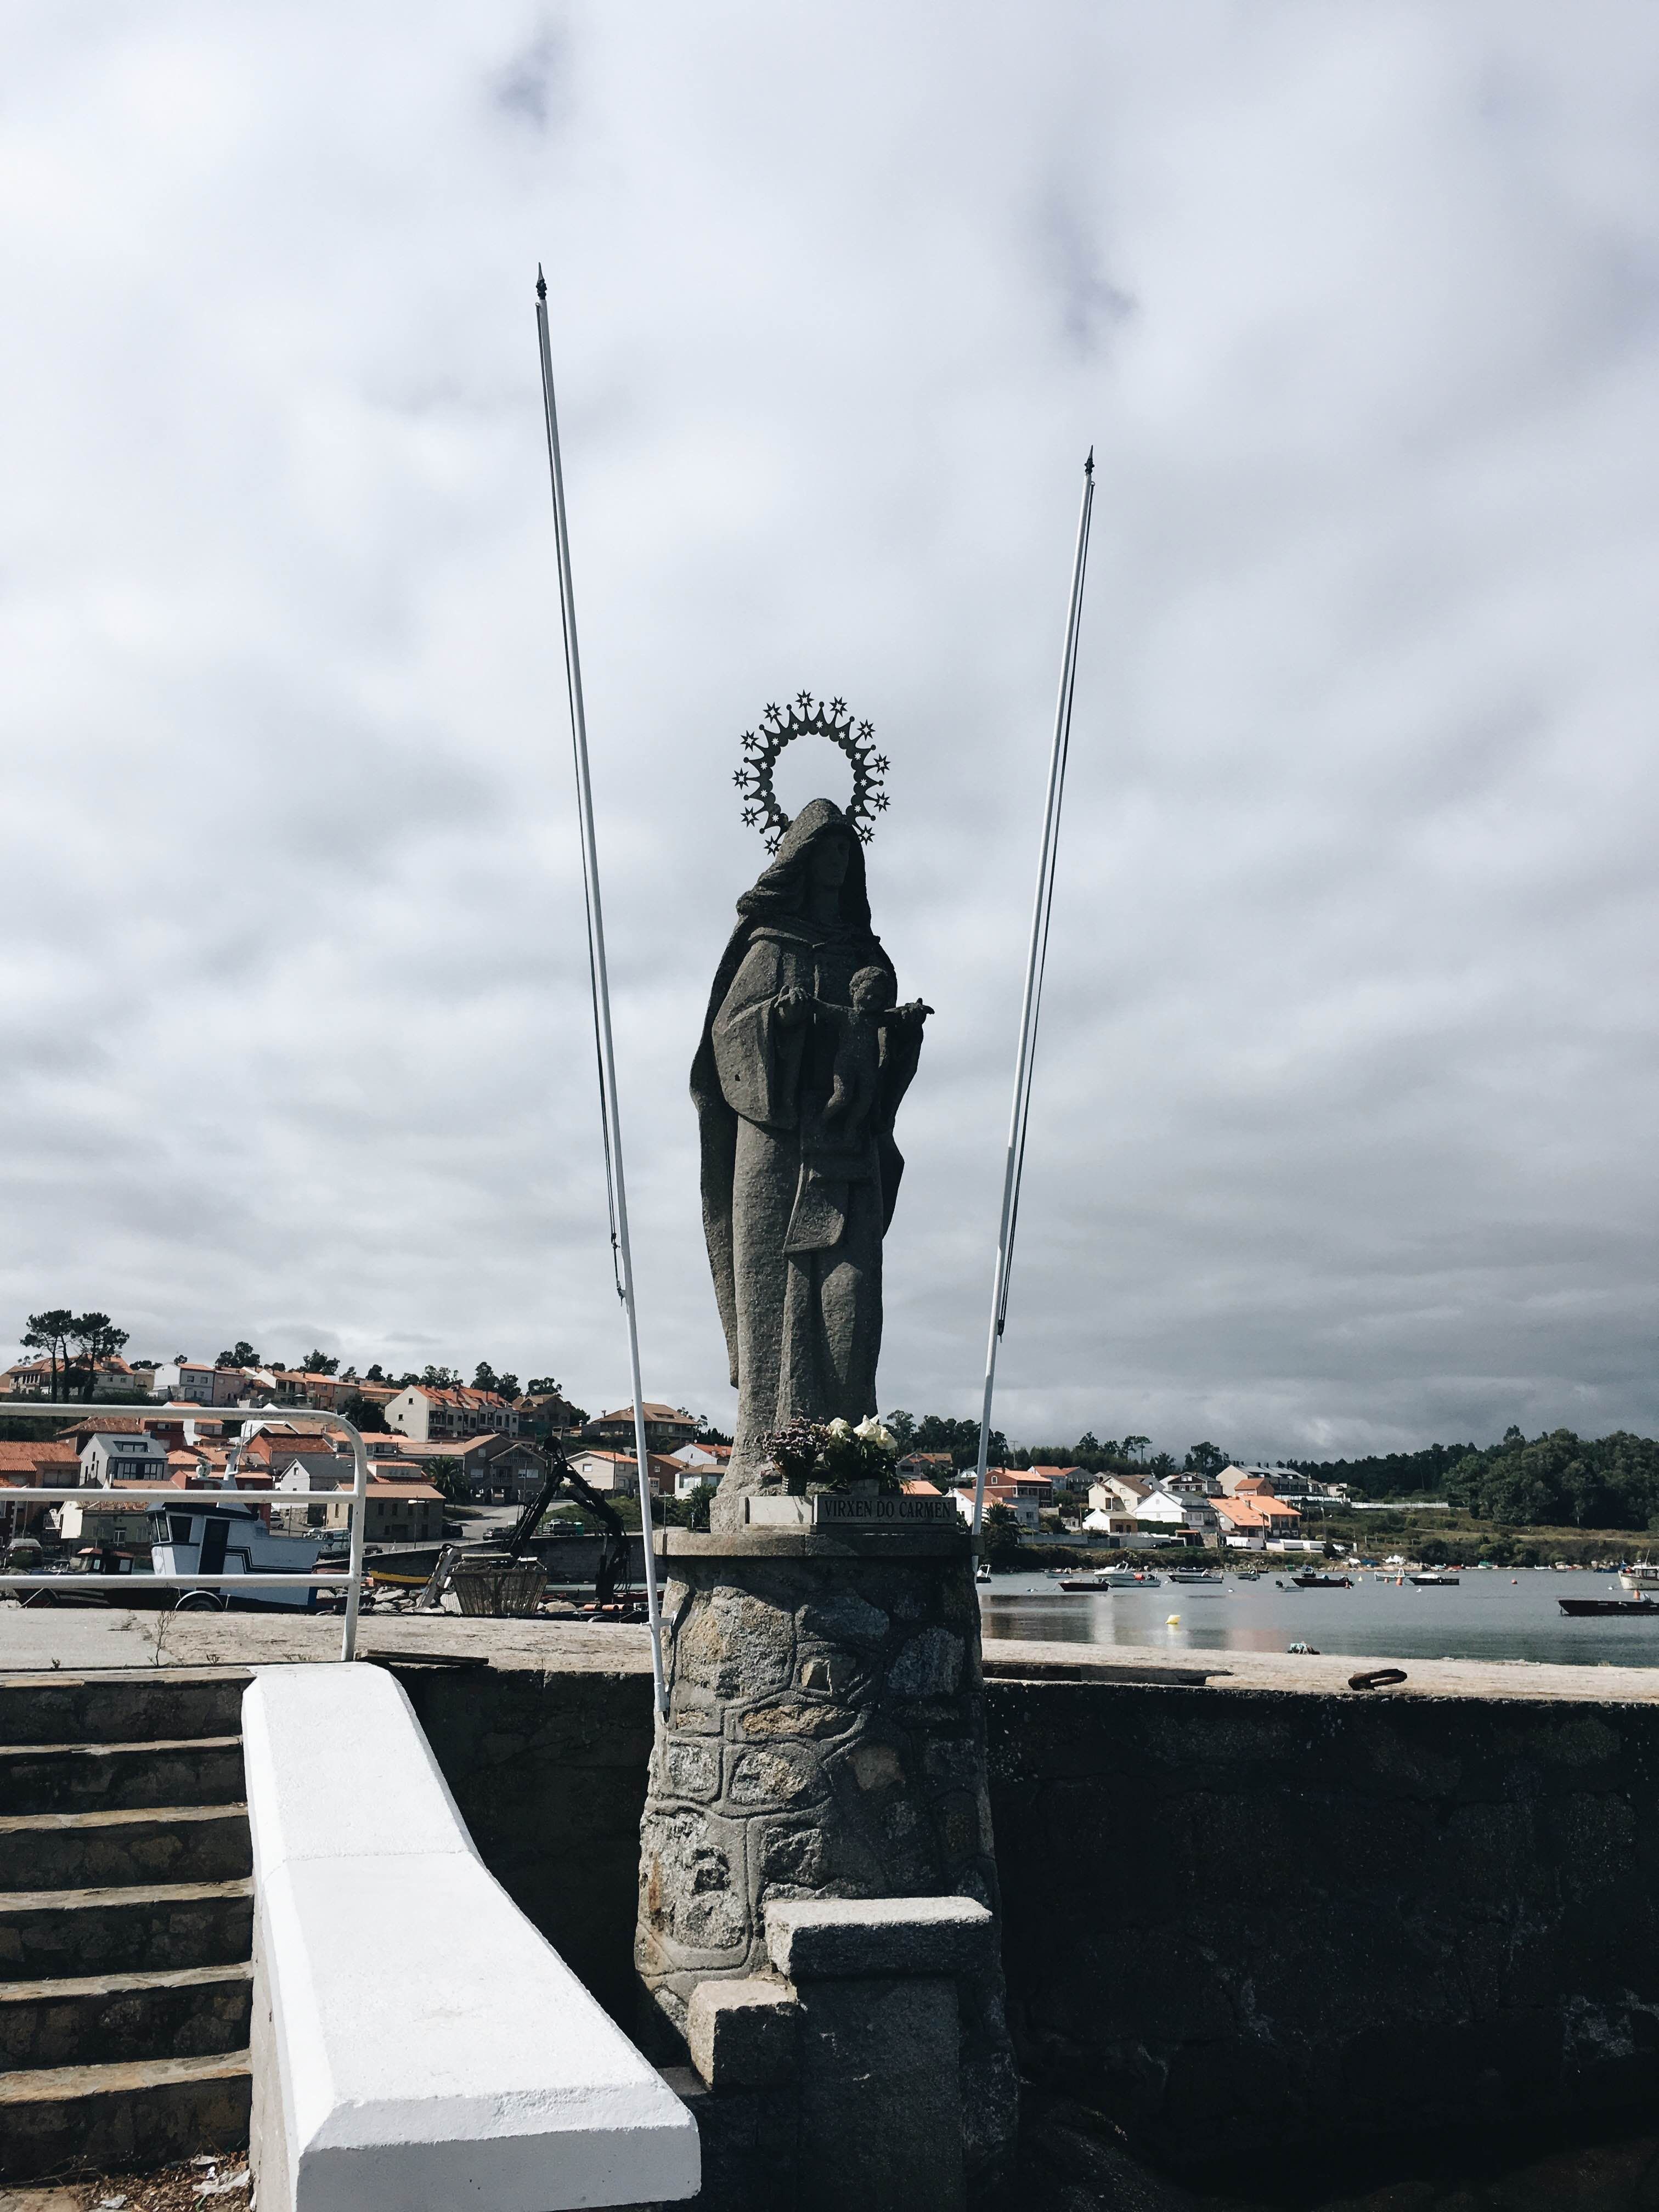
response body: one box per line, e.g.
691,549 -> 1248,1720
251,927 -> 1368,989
5,3 -> 1658,1459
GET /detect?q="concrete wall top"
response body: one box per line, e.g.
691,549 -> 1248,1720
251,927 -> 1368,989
244,1663 -> 478,1868
243,1663 -> 698,2211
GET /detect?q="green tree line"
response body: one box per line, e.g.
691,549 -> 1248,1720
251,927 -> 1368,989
881,1411 -> 1234,1483
1297,1427 -> 1659,1530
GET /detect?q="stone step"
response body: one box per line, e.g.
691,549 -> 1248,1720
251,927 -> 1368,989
0,1879 -> 253,1982
0,1805 -> 251,1892
0,1962 -> 252,2071
0,1670 -> 250,1748
0,2050 -> 250,2185
0,1737 -> 244,1818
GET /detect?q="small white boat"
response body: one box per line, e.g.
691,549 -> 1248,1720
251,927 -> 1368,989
1620,1564 -> 1659,1595
149,1494 -> 321,1612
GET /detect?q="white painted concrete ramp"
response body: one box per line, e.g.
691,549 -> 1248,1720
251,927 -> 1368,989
244,1663 -> 698,2211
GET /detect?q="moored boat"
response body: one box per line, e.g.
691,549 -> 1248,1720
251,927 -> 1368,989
1559,1595 -> 1659,1617
1290,1572 -> 1352,1589
149,1497 -> 322,1612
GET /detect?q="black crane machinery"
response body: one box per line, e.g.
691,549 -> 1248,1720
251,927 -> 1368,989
415,1442 -> 638,1616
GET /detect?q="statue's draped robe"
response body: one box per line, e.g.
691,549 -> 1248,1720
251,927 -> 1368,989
691,802 -> 922,1497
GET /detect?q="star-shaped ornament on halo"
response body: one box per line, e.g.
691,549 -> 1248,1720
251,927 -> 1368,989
729,691 -> 889,849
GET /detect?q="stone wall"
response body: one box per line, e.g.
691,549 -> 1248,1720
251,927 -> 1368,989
385,1641 -> 1659,2198
988,1667 -> 1659,2194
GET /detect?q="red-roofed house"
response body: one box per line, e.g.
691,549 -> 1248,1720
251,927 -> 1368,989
1028,1463 -> 1090,1498
897,1452 -> 956,1481
0,1440 -> 78,1535
950,1474 -> 1040,1529
587,1404 -> 699,1454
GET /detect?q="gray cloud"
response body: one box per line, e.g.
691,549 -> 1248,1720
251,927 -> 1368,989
2,2 -> 1657,1458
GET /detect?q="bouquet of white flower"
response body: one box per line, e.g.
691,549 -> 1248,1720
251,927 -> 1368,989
761,1415 -> 901,1494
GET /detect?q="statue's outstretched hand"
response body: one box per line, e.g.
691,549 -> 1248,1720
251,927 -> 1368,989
775,986 -> 812,1029
896,999 -> 935,1026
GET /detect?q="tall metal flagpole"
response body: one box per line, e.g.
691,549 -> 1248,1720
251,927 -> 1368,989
534,268 -> 667,1718
972,453 -> 1096,1544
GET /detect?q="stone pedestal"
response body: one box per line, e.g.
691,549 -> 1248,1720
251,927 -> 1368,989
635,1526 -> 1017,2195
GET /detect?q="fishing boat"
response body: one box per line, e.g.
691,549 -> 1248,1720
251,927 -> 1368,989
1410,1573 -> 1460,1586
1057,1567 -> 1155,1591
16,1547 -> 174,1609
365,1543 -> 449,1590
365,1533 -> 565,1590
1166,1570 -> 1224,1588
1558,1594 -> 1659,1618
148,1497 -> 323,1612
1290,1572 -> 1352,1589
1620,1564 -> 1659,1595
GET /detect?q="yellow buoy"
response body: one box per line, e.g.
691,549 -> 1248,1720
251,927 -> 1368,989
1165,1614 -> 1181,1626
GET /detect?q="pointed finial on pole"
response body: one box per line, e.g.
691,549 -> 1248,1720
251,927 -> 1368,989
536,264 -> 547,303
1085,447 -> 1094,478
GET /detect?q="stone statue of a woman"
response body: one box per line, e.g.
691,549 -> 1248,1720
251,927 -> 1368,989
691,798 -> 929,1528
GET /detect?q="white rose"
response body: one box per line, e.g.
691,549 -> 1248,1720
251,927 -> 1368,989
855,1418 -> 898,1454
826,1418 -> 853,1439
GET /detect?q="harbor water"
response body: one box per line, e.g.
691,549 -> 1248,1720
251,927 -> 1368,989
978,1565 -> 1659,1669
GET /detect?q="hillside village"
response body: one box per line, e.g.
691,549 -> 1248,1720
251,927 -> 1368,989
0,1354 -> 721,1555
0,1334 -> 1348,1562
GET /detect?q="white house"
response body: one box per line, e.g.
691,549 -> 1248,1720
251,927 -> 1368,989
666,1442 -> 729,1499
386,1385 -> 521,1443
1081,1509 -> 1140,1537
667,1441 -> 729,1473
146,1360 -> 227,1406
674,1465 -> 721,1501
1090,1476 -> 1149,1515
568,1448 -> 678,1498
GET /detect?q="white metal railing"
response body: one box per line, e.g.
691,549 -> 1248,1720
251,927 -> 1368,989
0,1402 -> 371,1661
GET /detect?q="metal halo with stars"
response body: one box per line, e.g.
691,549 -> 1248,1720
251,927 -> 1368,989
732,692 -> 889,852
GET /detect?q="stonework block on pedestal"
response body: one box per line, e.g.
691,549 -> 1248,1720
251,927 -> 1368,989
794,1973 -> 965,2212
764,1894 -> 995,1980
687,1976 -> 799,2089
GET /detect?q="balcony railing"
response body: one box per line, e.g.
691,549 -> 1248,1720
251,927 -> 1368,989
0,1401 -> 371,1660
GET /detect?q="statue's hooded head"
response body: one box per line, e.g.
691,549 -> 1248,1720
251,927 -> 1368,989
735,797 -> 873,934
